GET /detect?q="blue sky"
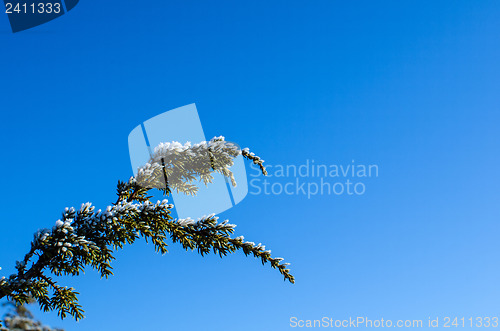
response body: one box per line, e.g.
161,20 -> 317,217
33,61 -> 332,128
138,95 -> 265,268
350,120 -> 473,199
1,1 -> 500,330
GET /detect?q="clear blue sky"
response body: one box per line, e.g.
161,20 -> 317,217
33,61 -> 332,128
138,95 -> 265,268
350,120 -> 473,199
1,1 -> 500,330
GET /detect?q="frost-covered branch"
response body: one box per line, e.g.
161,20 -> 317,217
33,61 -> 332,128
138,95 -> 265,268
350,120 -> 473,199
0,137 -> 294,322
1,298 -> 64,331
134,136 -> 246,194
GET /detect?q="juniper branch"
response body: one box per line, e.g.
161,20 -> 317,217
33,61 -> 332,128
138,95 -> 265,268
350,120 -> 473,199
0,137 -> 294,322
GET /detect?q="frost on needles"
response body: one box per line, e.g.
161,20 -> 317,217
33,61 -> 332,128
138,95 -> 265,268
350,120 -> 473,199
0,136 -> 293,325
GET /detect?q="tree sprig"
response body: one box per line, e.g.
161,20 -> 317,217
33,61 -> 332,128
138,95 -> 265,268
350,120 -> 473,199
0,137 -> 294,322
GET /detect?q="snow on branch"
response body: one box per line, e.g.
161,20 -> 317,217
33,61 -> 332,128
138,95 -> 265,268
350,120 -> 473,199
0,137 -> 294,323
